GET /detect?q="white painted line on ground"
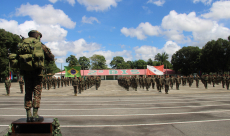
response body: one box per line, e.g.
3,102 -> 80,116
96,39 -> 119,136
60,118 -> 230,127
0,99 -> 229,106
0,110 -> 230,117
0,103 -> 230,110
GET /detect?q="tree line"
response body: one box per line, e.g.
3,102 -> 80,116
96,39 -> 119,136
66,53 -> 172,70
171,36 -> 230,75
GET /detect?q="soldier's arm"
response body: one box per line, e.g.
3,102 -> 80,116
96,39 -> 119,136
41,44 -> 54,61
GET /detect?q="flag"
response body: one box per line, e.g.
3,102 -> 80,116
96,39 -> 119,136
9,71 -> 13,80
146,65 -> 164,75
64,66 -> 81,77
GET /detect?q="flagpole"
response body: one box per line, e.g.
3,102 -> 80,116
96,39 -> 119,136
61,63 -> 62,78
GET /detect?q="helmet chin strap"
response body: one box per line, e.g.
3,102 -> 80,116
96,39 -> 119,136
37,35 -> 41,41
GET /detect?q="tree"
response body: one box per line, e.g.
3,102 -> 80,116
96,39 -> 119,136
90,54 -> 107,69
133,60 -> 147,69
0,29 -> 21,81
44,60 -> 60,74
110,56 -> 125,69
126,61 -> 135,69
171,46 -> 201,75
66,55 -> 79,67
79,56 -> 90,70
147,58 -> 153,65
200,38 -> 230,73
154,52 -> 173,69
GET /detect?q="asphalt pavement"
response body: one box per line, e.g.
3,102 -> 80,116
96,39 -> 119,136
0,80 -> 230,136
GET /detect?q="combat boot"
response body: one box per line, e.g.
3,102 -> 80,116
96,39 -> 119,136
26,109 -> 33,122
32,108 -> 44,122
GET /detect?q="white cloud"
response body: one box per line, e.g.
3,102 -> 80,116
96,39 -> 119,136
192,22 -> 230,44
77,0 -> 121,11
202,1 -> 230,20
121,22 -> 161,40
162,10 -> 214,32
49,0 -> 58,3
82,16 -> 100,24
67,0 -> 76,6
160,10 -> 230,45
134,41 -> 181,61
193,0 -> 212,5
0,19 -> 68,42
16,3 -> 76,28
48,0 -> 75,6
147,0 -> 165,6
56,57 -> 66,63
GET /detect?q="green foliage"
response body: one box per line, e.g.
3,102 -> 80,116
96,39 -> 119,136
126,61 -> 135,69
147,58 -> 153,65
79,56 -> 90,70
110,56 -> 125,69
171,46 -> 202,75
200,38 -> 230,73
133,60 -> 147,69
44,60 -> 60,75
0,29 -> 21,80
66,55 -> 79,67
90,54 -> 107,69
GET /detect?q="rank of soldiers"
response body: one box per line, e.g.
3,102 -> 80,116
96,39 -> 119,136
117,74 -> 230,94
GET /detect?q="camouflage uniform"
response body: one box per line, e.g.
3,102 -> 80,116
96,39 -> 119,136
164,76 -> 170,94
57,77 -> 60,88
19,78 -> 25,93
72,76 -> 79,96
5,78 -> 11,96
22,30 -> 54,122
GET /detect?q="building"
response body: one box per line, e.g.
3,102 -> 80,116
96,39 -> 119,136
53,69 -> 179,80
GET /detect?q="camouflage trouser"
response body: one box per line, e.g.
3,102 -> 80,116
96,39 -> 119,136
226,82 -> 229,90
44,83 -> 46,89
196,81 -> 199,87
61,82 -> 63,87
170,83 -> 173,89
24,72 -> 42,110
152,83 -> 155,89
165,85 -> 169,93
73,86 -> 77,94
58,83 -> 60,88
222,81 -> 225,88
176,83 -> 180,90
5,87 -> 10,94
20,85 -> 24,93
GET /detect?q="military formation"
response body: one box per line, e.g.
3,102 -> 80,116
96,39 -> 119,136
41,76 -> 101,96
118,74 -> 230,94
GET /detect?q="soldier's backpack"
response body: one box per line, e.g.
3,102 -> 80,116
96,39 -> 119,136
9,37 -> 44,71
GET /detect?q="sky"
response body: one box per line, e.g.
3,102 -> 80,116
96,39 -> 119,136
0,0 -> 230,70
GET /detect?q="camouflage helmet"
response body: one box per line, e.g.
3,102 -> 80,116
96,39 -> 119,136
28,30 -> 42,38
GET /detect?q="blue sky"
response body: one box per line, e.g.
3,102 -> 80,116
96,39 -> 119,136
1,0 -> 230,70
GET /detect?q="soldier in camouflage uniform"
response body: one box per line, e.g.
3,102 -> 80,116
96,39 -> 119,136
212,75 -> 216,87
21,30 -> 54,122
164,75 -> 170,94
57,77 -> 60,88
53,77 -> 57,89
72,76 -> 79,96
169,75 -> 173,89
226,75 -> 230,90
222,74 -> 226,88
19,77 -> 24,93
151,76 -> 155,89
195,75 -> 200,88
204,74 -> 208,89
5,77 -> 11,96
145,76 -> 151,91
176,75 -> 180,90
61,77 -> 64,87
43,77 -> 47,89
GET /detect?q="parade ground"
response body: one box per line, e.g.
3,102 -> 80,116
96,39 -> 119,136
1,80 -> 230,136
